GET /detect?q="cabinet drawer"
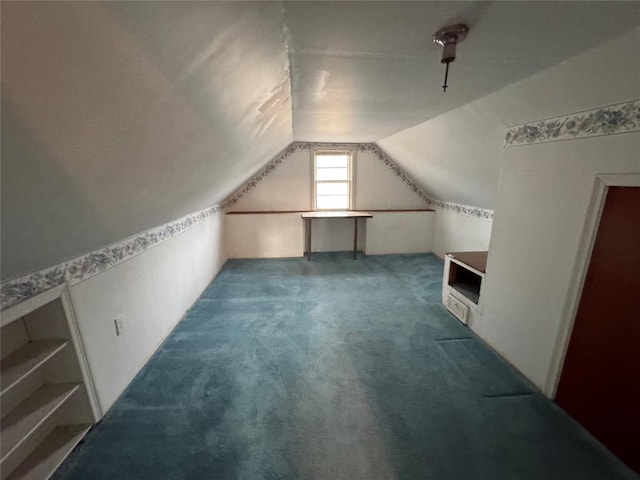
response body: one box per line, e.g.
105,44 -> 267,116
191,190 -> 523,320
446,292 -> 470,324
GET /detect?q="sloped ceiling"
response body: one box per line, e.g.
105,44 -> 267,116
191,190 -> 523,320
378,26 -> 640,210
286,1 -> 640,142
2,1 -> 639,279
1,1 -> 293,279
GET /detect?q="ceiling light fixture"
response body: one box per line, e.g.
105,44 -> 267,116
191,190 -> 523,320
433,24 -> 469,92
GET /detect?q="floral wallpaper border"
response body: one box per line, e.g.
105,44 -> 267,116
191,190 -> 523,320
1,206 -> 222,310
2,142 -> 495,310
7,98 -> 635,309
366,144 -> 494,221
504,99 -> 640,148
222,142 -> 494,221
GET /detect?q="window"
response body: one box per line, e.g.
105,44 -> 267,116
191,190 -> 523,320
314,151 -> 353,210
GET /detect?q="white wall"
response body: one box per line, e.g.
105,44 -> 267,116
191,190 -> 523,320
365,212 -> 435,255
226,214 -> 303,259
471,28 -> 640,394
354,151 -> 427,210
230,150 -> 312,212
432,210 -> 492,258
479,135 -> 639,394
377,27 -> 640,212
227,147 -> 432,257
69,213 -> 226,412
378,76 -> 502,255
378,28 -> 640,264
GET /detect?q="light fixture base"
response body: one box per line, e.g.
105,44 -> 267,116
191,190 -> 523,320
433,24 -> 469,48
433,24 -> 469,93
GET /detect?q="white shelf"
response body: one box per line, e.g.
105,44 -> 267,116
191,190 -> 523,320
1,289 -> 99,479
7,424 -> 92,480
0,341 -> 68,395
1,383 -> 80,461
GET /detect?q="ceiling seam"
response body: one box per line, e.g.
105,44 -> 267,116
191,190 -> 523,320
281,2 -> 296,139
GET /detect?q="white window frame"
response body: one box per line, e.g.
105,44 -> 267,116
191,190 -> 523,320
312,149 -> 356,211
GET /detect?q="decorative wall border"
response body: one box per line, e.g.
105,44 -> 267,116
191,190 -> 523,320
2,141 -> 494,310
220,143 -> 300,210
504,99 -> 640,148
366,144 -> 494,221
1,205 -> 222,310
7,100 -> 633,309
221,141 -> 494,220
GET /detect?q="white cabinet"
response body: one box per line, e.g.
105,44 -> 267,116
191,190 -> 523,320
442,251 -> 487,327
1,286 -> 100,480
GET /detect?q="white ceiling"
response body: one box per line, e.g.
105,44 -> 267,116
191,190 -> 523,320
286,1 -> 640,142
1,1 -> 639,279
1,2 -> 293,279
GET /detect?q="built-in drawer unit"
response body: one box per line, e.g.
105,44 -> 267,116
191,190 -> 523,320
442,251 -> 488,327
445,292 -> 470,324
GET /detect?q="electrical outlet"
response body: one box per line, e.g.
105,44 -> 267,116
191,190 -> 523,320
114,315 -> 125,336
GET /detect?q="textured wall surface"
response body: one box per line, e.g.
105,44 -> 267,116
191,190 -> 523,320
378,28 -> 640,210
70,213 -> 226,412
226,145 -> 433,257
3,3 -> 638,280
474,30 -> 640,392
1,2 -> 292,280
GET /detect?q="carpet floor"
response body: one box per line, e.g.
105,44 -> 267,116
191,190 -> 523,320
54,253 -> 637,480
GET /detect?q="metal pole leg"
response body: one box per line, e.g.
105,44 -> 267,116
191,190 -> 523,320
306,218 -> 312,261
353,218 -> 358,259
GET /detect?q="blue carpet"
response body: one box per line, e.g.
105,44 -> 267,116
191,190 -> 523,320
54,253 -> 637,479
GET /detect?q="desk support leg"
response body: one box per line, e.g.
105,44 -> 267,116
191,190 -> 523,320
353,218 -> 358,260
306,218 -> 312,261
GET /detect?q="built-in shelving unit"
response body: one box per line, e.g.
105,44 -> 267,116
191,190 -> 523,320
442,251 -> 488,326
1,341 -> 69,394
1,287 -> 100,480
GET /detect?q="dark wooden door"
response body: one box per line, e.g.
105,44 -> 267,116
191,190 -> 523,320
556,186 -> 640,473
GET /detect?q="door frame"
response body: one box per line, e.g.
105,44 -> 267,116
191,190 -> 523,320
546,173 -> 640,398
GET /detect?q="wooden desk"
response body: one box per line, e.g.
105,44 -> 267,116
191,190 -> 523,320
301,211 -> 373,260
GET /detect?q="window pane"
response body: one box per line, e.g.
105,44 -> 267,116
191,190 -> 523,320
316,168 -> 348,181
317,182 -> 349,195
316,154 -> 349,168
317,195 -> 349,210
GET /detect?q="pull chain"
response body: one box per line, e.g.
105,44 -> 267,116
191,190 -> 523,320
442,61 -> 450,92
433,24 -> 469,94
